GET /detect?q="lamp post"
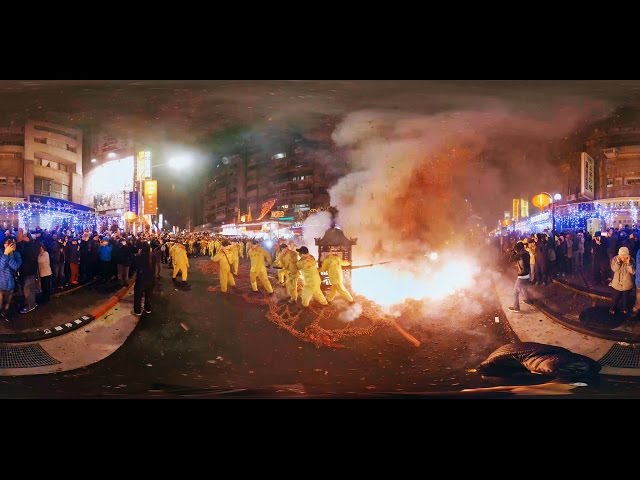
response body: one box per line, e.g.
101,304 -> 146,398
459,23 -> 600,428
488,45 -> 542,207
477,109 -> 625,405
552,193 -> 562,235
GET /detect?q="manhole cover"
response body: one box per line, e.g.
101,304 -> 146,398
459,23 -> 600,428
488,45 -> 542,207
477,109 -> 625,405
0,344 -> 60,368
599,343 -> 640,368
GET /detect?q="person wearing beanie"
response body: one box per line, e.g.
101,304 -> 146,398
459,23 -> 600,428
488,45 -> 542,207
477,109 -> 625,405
610,246 -> 635,315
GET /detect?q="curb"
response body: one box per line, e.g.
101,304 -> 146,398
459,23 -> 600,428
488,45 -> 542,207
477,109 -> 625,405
552,278 -> 612,301
0,281 -> 135,344
51,279 -> 98,299
532,299 -> 640,343
88,281 -> 134,319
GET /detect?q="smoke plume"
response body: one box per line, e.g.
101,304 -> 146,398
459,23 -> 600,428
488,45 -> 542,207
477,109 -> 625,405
329,106 -> 607,263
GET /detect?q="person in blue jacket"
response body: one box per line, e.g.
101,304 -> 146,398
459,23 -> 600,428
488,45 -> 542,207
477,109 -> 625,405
0,237 -> 22,321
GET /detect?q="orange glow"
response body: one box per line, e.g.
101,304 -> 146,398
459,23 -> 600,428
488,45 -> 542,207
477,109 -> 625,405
531,192 -> 551,210
351,254 -> 480,307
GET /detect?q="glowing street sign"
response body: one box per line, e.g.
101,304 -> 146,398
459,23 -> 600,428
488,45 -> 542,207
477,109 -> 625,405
137,150 -> 152,180
143,180 -> 158,215
520,199 -> 529,218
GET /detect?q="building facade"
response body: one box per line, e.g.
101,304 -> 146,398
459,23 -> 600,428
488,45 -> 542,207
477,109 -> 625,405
204,141 -> 346,226
0,120 -> 83,202
513,117 -> 640,233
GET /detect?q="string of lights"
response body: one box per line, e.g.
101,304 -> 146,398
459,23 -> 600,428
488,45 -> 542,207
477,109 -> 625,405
0,200 -> 98,232
510,199 -> 640,233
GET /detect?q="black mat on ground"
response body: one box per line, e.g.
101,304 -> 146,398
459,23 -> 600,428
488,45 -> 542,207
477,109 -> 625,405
579,306 -> 629,328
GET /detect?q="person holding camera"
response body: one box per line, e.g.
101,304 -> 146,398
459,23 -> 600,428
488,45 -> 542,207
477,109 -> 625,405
508,241 -> 533,313
609,246 -> 635,315
0,237 -> 22,320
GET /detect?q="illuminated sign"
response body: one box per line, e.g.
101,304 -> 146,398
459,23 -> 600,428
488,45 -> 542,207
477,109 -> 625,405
581,152 -> 595,200
29,195 -> 95,213
512,199 -> 520,222
83,156 -> 134,212
137,150 -> 152,181
143,180 -> 157,215
504,211 -> 510,220
271,210 -> 285,218
520,199 -> 529,218
129,191 -> 139,215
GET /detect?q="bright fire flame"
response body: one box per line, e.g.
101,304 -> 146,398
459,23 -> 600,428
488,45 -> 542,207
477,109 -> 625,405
351,254 -> 480,307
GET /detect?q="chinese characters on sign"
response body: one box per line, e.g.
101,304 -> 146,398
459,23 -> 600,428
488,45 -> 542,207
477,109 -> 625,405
581,152 -> 595,200
143,180 -> 158,215
512,199 -> 520,222
137,150 -> 152,181
520,199 -> 529,218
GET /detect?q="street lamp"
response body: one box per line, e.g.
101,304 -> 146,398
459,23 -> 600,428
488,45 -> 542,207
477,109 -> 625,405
552,193 -> 562,235
168,155 -> 193,170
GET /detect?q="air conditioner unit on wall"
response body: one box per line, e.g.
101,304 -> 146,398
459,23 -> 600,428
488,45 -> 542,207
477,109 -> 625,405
603,148 -> 619,159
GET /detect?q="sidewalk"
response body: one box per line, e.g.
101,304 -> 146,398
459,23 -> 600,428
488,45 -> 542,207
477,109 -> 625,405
493,271 -> 640,377
0,279 -> 126,339
0,282 -> 139,376
545,270 -> 640,341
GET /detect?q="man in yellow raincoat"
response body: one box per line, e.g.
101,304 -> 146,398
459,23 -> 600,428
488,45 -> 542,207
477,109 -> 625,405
274,244 -> 289,286
296,246 -> 328,307
172,242 -> 190,283
229,241 -> 240,276
248,240 -> 273,294
280,245 -> 301,303
212,240 -> 236,293
320,248 -> 355,303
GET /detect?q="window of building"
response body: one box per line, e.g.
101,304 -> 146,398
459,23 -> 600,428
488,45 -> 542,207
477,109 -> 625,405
291,175 -> 312,181
33,124 -> 77,140
615,177 -> 623,186
59,163 -> 68,172
625,177 -> 640,186
34,137 -> 47,144
66,144 -> 77,153
34,176 -> 70,200
607,178 -> 614,188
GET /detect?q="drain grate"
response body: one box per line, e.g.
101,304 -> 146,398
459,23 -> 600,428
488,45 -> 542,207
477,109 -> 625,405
599,343 -> 640,369
0,344 -> 60,368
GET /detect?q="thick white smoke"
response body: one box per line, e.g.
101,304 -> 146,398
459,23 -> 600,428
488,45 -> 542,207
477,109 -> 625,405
300,211 -> 332,254
329,107 -> 605,265
338,302 -> 363,322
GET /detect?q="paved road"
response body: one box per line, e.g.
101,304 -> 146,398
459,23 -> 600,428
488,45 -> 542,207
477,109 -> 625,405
0,258 -> 614,398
